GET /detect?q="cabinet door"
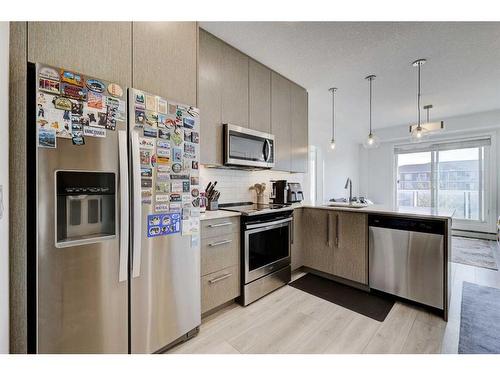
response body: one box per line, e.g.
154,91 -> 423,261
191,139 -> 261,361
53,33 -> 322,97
291,83 -> 308,173
302,209 -> 335,274
133,22 -> 197,105
333,211 -> 368,284
28,22 -> 132,86
249,59 -> 271,134
271,72 -> 291,171
198,29 -> 223,165
221,43 -> 249,127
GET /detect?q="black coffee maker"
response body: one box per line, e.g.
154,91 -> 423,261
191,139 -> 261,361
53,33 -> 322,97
270,180 -> 288,204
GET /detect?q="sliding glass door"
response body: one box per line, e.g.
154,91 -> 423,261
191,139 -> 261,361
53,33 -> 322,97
395,138 -> 492,232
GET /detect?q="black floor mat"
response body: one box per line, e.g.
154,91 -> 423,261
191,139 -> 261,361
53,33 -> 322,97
289,273 -> 395,322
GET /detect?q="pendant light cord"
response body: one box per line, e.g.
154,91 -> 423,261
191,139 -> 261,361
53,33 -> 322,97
332,89 -> 335,140
417,62 -> 421,127
369,77 -> 373,135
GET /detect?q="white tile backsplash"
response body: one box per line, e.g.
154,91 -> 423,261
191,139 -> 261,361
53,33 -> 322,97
200,166 -> 308,204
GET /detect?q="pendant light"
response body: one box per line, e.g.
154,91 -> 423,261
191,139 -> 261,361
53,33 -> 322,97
363,74 -> 379,149
410,58 -> 427,141
328,87 -> 337,150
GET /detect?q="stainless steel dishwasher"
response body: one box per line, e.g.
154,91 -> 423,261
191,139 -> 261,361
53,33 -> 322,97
369,215 -> 445,309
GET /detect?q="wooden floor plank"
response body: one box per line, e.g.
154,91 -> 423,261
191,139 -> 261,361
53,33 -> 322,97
401,320 -> 445,354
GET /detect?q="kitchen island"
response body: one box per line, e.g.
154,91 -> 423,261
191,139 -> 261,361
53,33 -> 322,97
292,204 -> 453,320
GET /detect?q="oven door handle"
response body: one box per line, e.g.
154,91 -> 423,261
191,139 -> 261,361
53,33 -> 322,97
246,217 -> 293,230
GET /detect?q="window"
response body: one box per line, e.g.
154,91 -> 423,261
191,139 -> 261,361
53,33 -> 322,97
395,137 -> 491,231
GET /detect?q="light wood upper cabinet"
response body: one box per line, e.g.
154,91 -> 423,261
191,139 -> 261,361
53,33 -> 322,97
249,59 -> 271,134
291,83 -> 309,173
133,22 -> 197,105
271,72 -> 292,171
333,211 -> 368,284
221,43 -> 249,127
28,22 -> 132,86
198,29 -> 223,165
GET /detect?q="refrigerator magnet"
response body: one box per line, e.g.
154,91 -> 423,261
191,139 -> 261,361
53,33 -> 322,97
170,182 -> 183,194
60,70 -> 84,87
157,148 -> 170,158
52,96 -> 73,111
61,83 -> 87,101
141,178 -> 153,188
187,106 -> 199,118
168,103 -> 177,115
154,203 -> 169,212
143,126 -> 158,138
135,91 -> 145,106
183,117 -> 195,129
39,78 -> 60,95
158,128 -> 170,140
139,137 -> 155,149
145,111 -> 158,127
83,126 -> 106,138
169,202 -> 182,212
171,130 -> 183,146
157,113 -> 167,128
135,108 -> 145,125
37,127 -> 56,149
71,102 -> 84,116
157,98 -> 168,114
156,171 -> 171,181
171,163 -> 182,174
156,182 -> 170,194
87,91 -> 104,110
157,139 -> 170,149
107,83 -> 123,98
172,148 -> 182,163
155,194 -> 170,202
85,78 -> 105,93
71,135 -> 85,146
140,168 -> 152,178
145,95 -> 157,111
39,66 -> 59,81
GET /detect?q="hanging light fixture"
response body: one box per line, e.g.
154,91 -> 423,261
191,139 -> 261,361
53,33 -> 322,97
363,74 -> 379,149
410,58 -> 428,141
328,87 -> 337,150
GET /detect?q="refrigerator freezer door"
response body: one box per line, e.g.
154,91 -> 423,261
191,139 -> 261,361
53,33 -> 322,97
35,64 -> 128,353
129,89 -> 201,353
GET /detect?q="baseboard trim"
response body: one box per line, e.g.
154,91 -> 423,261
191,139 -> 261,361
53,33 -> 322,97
452,229 -> 497,240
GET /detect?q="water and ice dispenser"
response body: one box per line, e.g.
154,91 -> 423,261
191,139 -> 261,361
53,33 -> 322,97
56,171 -> 116,246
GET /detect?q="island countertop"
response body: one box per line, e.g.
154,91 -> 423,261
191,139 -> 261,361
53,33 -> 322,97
296,203 -> 454,220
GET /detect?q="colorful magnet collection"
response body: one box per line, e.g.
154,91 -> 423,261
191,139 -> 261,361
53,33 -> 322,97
132,89 -> 200,237
36,64 -> 125,149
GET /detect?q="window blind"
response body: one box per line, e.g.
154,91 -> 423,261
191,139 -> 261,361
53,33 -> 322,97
394,137 -> 491,155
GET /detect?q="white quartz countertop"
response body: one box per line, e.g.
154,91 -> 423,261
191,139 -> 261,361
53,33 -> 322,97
297,203 -> 454,220
200,210 -> 241,221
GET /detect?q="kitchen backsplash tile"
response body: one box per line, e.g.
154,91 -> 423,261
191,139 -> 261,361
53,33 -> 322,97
200,166 -> 308,204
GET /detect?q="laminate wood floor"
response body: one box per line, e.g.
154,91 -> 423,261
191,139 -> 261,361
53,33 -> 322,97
169,241 -> 500,354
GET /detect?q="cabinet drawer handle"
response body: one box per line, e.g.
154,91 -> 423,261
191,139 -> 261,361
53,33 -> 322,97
208,222 -> 233,228
209,239 -> 232,247
208,273 -> 232,284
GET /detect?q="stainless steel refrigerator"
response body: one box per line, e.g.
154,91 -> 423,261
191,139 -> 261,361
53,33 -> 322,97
30,63 -> 201,353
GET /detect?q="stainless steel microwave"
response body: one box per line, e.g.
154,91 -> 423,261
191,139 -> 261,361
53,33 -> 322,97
223,124 -> 275,168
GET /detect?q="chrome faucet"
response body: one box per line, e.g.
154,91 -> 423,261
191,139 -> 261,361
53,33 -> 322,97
344,177 -> 353,203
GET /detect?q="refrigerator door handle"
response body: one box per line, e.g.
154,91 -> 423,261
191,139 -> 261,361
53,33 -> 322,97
118,130 -> 129,282
131,131 -> 142,278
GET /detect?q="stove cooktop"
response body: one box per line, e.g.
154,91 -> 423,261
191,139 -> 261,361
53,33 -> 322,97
219,202 -> 293,215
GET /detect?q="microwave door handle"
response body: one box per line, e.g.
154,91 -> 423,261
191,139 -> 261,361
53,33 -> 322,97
118,130 -> 129,283
131,131 -> 142,278
264,139 -> 271,162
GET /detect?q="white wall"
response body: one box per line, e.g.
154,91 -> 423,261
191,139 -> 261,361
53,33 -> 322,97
359,109 -> 500,232
0,21 -> 9,353
308,88 -> 362,204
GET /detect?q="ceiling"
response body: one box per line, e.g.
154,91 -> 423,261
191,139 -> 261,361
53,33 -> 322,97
200,22 -> 500,134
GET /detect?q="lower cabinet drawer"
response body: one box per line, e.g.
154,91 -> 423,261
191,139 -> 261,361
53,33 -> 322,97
201,265 -> 240,314
201,232 -> 240,276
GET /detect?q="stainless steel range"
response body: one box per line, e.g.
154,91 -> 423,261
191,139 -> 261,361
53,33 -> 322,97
221,202 -> 293,305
